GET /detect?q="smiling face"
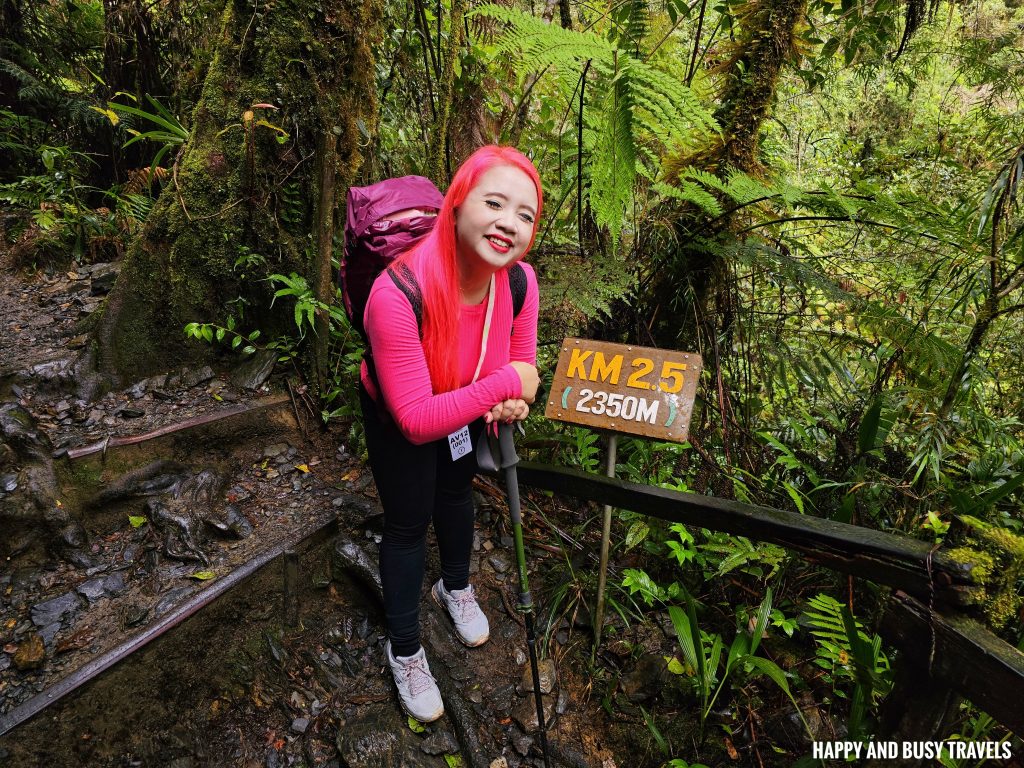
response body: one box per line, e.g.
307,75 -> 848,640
454,164 -> 539,279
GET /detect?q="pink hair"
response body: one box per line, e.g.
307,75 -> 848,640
393,146 -> 543,394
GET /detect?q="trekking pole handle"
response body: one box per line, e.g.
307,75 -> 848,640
498,422 -> 519,468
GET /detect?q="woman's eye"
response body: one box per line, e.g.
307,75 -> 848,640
485,200 -> 501,209
520,213 -> 534,224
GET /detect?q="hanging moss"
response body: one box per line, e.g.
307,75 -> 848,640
93,0 -> 383,382
944,515 -> 1024,632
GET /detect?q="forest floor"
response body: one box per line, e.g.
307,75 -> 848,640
0,255 -> 805,768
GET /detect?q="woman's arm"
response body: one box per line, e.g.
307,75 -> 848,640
364,279 -> 523,444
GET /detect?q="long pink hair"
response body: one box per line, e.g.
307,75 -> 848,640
393,146 -> 543,393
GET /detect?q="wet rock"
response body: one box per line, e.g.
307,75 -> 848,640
333,536 -> 383,593
31,591 -> 82,627
487,684 -> 517,715
153,586 -> 194,619
419,729 -> 458,755
519,658 -> 557,695
620,653 -> 668,703
1,473 -> 17,492
89,262 -> 119,294
38,621 -> 60,648
511,695 -> 556,734
13,634 -> 45,670
514,648 -> 527,666
117,407 -> 146,419
0,653 -> 10,672
180,366 -> 215,389
336,704 -> 446,767
490,759 -> 509,768
121,603 -> 149,627
291,717 -> 310,734
125,381 -> 147,399
76,578 -> 108,603
556,687 -> 570,715
103,571 -> 127,595
489,553 -> 511,574
263,443 -> 289,458
510,727 -> 535,756
230,349 -> 277,390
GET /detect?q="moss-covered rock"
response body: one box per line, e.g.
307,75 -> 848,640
944,515 -> 1024,632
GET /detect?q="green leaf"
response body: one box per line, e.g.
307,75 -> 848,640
749,588 -> 773,656
407,716 -> 426,733
189,570 -> 216,581
128,515 -> 147,528
443,756 -> 464,767
624,520 -> 649,551
666,656 -> 686,675
858,396 -> 884,454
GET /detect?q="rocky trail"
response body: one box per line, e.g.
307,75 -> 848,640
0,264 -> 644,767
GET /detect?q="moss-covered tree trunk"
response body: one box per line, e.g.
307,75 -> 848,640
93,0 -> 381,385
649,0 -> 807,348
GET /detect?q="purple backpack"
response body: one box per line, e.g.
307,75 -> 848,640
341,175 -> 444,339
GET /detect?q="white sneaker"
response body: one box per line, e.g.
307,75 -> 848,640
432,580 -> 490,647
385,641 -> 444,723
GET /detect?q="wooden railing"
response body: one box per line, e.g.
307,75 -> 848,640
514,461 -> 1024,736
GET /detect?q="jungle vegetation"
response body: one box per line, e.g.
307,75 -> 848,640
2,0 -> 1024,761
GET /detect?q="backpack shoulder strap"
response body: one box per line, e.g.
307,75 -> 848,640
387,263 -> 424,338
509,262 -> 527,319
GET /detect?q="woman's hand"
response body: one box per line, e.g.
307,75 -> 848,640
484,399 -> 530,425
509,361 -> 539,403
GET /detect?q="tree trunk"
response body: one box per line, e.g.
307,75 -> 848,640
649,0 -> 807,348
427,0 -> 467,183
93,0 -> 382,385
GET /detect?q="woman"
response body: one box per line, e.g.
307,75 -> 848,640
360,145 -> 543,722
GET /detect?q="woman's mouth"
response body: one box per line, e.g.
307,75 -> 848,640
486,234 -> 512,254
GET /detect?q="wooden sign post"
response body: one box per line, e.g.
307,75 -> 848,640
544,338 -> 702,649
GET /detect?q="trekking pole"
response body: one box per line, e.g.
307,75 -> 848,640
497,422 -> 552,768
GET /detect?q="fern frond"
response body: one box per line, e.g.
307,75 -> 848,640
472,4 -> 613,69
651,180 -> 723,217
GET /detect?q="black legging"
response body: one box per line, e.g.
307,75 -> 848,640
360,386 -> 483,657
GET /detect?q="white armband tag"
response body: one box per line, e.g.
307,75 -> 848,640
448,425 -> 472,461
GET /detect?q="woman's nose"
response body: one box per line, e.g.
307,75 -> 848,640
495,212 -> 517,232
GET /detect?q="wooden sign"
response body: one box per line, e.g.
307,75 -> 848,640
544,338 -> 702,443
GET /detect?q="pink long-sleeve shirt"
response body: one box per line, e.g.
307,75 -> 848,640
361,262 -> 539,445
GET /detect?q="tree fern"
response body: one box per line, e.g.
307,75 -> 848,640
472,3 -> 718,243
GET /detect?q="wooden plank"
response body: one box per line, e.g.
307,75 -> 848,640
880,591 -> 1024,735
544,338 -> 702,443
515,462 -> 973,600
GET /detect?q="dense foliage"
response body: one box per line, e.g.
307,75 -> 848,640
3,0 -> 1023,762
